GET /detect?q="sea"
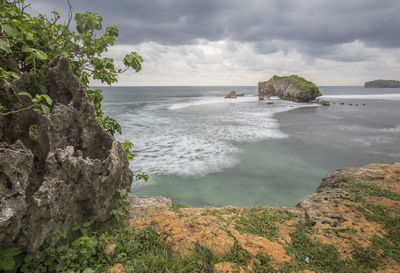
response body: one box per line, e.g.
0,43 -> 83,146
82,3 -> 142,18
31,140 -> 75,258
99,86 -> 400,207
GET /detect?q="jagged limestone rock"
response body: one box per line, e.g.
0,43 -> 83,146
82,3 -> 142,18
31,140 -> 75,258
0,56 -> 133,251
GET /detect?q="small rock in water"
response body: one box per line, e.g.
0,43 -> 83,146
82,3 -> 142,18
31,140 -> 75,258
224,90 -> 237,99
258,95 -> 265,101
340,102 -> 344,105
363,104 -> 366,106
355,104 -> 359,106
266,101 -> 274,104
316,99 -> 330,106
349,103 -> 353,106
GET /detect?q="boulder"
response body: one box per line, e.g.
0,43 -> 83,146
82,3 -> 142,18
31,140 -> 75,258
224,90 -> 237,99
316,99 -> 330,106
0,56 -> 133,251
258,75 -> 321,102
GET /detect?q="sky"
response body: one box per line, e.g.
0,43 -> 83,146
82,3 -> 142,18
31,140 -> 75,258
31,0 -> 400,86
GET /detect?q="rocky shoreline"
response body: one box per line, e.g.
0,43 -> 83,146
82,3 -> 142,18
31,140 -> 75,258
128,163 -> 400,273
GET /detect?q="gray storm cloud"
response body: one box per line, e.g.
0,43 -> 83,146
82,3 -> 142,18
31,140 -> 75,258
30,0 -> 400,85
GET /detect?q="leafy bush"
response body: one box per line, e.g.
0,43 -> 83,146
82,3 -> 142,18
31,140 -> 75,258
0,0 -> 143,136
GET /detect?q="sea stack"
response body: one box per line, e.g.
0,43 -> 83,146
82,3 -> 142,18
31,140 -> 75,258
258,75 -> 321,102
224,90 -> 237,98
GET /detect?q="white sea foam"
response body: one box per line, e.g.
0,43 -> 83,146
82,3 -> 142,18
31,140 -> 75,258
318,94 -> 400,100
168,96 -> 258,110
117,96 -> 315,180
338,125 -> 400,133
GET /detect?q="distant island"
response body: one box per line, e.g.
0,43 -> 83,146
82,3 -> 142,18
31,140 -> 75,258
364,79 -> 400,88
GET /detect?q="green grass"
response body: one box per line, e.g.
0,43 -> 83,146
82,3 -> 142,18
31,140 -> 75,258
170,203 -> 195,217
221,239 -> 252,267
234,207 -> 295,241
281,222 -> 378,273
327,228 -> 356,237
341,180 -> 400,264
273,75 -> 321,97
345,182 -> 400,201
333,176 -> 349,185
201,208 -> 239,221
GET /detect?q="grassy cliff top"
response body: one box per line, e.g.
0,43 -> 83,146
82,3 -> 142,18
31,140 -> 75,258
273,75 -> 322,97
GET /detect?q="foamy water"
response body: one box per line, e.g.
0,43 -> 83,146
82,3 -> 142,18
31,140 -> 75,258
319,94 -> 400,100
115,95 -> 316,181
100,86 -> 400,207
168,96 -> 258,110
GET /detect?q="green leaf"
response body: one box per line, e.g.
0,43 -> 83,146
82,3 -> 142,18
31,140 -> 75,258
0,40 -> 11,54
25,32 -> 34,41
82,268 -> 96,273
35,50 -> 48,61
40,104 -> 50,115
18,91 -> 32,99
3,24 -> 20,36
39,94 -> 52,105
1,247 -> 22,258
22,45 -> 35,53
0,257 -> 15,271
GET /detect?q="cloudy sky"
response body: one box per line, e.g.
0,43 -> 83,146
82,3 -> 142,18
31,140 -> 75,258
32,0 -> 400,86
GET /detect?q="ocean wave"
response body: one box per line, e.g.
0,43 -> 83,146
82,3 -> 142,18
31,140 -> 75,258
118,97 -> 318,179
318,94 -> 400,100
168,96 -> 258,110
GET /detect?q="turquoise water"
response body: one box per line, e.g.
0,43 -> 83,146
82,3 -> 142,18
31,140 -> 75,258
100,86 -> 400,207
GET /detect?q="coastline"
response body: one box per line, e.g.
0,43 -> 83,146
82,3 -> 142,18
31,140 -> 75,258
128,162 -> 400,272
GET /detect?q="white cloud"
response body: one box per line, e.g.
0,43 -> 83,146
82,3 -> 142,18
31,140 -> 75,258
93,39 -> 400,86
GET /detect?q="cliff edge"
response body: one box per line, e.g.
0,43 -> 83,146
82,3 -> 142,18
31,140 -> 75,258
128,163 -> 400,272
0,56 -> 133,251
258,75 -> 321,102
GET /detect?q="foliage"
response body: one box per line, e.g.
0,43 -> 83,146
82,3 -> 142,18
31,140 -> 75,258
135,171 -> 149,182
110,189 -> 131,221
121,141 -> 135,160
20,224 -> 110,273
273,75 -> 321,97
18,91 -> 52,115
0,246 -> 22,271
0,0 -> 143,135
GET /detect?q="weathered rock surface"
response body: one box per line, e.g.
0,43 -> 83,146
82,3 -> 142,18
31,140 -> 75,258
224,90 -> 237,99
258,75 -> 321,102
0,56 -> 133,251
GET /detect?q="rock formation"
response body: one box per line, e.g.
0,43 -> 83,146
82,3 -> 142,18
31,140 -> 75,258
258,75 -> 321,102
224,90 -> 237,99
0,56 -> 133,251
365,79 -> 400,88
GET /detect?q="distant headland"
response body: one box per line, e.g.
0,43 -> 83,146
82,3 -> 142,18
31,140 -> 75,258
364,79 -> 400,88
